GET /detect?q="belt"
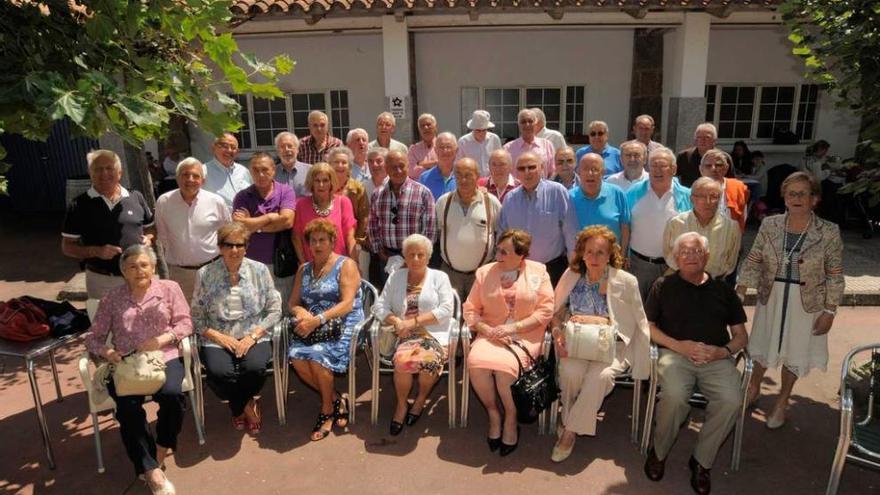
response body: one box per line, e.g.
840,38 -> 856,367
86,266 -> 122,277
631,249 -> 666,265
175,256 -> 219,270
774,277 -> 805,286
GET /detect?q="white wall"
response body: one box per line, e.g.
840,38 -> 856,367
413,29 -> 634,144
190,32 -> 386,160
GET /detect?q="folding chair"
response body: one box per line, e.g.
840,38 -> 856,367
367,291 -> 461,428
827,343 -> 880,494
640,343 -> 753,471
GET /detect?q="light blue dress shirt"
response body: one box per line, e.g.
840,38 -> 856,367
498,180 -> 578,263
202,158 -> 252,210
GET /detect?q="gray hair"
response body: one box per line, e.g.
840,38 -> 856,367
555,145 -> 576,157
436,131 -> 457,146
176,157 -> 204,178
417,113 -> 437,125
634,114 -> 655,126
367,147 -> 388,160
649,146 -> 676,169
308,110 -> 328,124
517,109 -> 536,122
346,128 -> 368,143
531,107 -> 547,124
402,233 -> 433,257
327,146 -> 354,165
119,244 -> 157,272
274,131 -> 298,148
691,176 -> 723,194
701,148 -> 732,168
377,112 -> 396,126
669,231 -> 709,270
588,120 -> 609,132
694,123 -> 718,140
620,140 -> 647,157
87,149 -> 122,173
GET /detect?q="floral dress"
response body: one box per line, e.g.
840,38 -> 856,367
392,282 -> 447,376
288,256 -> 364,372
568,275 -> 610,318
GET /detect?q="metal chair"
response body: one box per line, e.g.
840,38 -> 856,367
275,280 -> 379,426
367,291 -> 461,428
460,325 -> 554,433
77,299 -> 205,473
827,343 -> 880,494
640,343 -> 753,471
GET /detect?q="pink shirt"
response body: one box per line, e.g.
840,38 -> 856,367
85,279 -> 193,362
293,195 -> 356,262
503,137 -> 556,178
407,140 -> 438,179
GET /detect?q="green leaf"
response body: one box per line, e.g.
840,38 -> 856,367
50,91 -> 86,124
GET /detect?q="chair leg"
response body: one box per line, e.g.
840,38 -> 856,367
447,350 -> 457,429
826,395 -> 853,495
549,399 -> 559,434
189,390 -> 205,446
371,341 -> 380,426
348,360 -> 357,425
641,378 -> 658,455
460,339 -> 471,428
91,412 -> 105,474
632,380 -> 642,445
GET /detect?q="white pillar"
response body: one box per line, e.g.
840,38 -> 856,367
381,15 -> 413,145
664,12 -> 711,151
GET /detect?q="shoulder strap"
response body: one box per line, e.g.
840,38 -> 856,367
477,193 -> 494,267
503,343 -> 526,375
442,196 -> 453,266
510,340 -> 537,367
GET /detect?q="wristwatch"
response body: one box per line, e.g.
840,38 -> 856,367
822,308 -> 837,316
250,331 -> 260,341
318,313 -> 327,325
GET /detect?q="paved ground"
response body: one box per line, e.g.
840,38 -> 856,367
1,212 -> 879,495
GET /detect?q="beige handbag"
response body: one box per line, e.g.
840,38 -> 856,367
112,351 -> 167,396
563,321 -> 618,364
378,324 -> 399,358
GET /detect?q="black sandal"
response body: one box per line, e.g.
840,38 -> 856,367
311,412 -> 334,442
333,395 -> 350,427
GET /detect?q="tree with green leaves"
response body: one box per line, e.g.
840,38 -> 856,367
781,0 -> 880,205
0,0 -> 293,196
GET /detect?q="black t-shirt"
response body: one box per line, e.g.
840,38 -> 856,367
676,148 -> 703,188
62,190 -> 154,275
645,271 -> 747,347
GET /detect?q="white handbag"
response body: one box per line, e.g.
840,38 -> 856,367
563,320 -> 618,364
112,351 -> 167,396
378,324 -> 399,358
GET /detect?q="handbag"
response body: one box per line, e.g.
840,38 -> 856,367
273,229 -> 299,278
112,351 -> 167,397
378,324 -> 399,358
504,340 -> 559,424
290,315 -> 343,346
0,298 -> 51,342
563,320 -> 618,364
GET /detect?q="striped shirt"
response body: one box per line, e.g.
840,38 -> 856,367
298,135 -> 343,164
368,178 -> 436,253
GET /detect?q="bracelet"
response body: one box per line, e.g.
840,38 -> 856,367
822,308 -> 837,316
166,331 -> 179,345
318,313 -> 327,325
724,345 -> 734,357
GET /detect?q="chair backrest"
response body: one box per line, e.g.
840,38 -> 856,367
842,343 -> 880,430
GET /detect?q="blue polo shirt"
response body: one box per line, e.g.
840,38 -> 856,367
418,166 -> 456,202
569,183 -> 630,242
575,145 -> 623,176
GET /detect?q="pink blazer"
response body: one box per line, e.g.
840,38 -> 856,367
463,260 -> 554,341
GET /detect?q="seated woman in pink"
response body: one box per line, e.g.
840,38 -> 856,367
293,162 -> 357,263
464,229 -> 554,456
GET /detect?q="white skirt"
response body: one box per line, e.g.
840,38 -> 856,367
748,281 -> 828,378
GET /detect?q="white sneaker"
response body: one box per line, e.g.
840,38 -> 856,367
148,478 -> 176,495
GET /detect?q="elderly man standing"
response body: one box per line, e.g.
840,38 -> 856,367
644,232 -> 748,495
369,111 -> 408,155
274,131 -> 312,198
498,152 -> 577,285
203,132 -> 252,210
478,149 -> 519,204
504,109 -> 556,178
365,147 -> 389,198
699,149 -> 750,232
663,178 -> 741,281
62,150 -> 155,299
570,153 -> 631,251
626,147 -> 693,301
532,107 -> 567,153
622,114 -> 663,156
575,120 -> 622,176
347,128 -> 371,183
436,157 -> 502,298
457,110 -> 502,177
155,157 -> 231,302
419,132 -> 458,201
368,150 -> 436,289
298,110 -> 343,164
607,141 -> 649,192
677,123 -> 718,187
407,113 -> 439,179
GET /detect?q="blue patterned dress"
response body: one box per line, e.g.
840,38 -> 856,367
288,256 -> 364,372
568,275 -> 610,318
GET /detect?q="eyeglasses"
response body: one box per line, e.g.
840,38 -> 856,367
556,158 -> 576,164
678,248 -> 705,258
622,152 -> 643,159
701,162 -> 727,170
390,205 -> 399,225
785,190 -> 813,199
216,143 -> 238,151
516,165 -> 538,172
589,131 -> 606,137
221,242 -> 247,249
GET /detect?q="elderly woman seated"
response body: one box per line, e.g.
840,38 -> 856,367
372,234 -> 455,435
550,226 -> 650,462
463,229 -> 554,456
85,245 -> 192,495
192,222 -> 281,435
288,218 -> 363,441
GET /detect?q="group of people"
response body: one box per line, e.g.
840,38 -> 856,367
65,108 -> 845,495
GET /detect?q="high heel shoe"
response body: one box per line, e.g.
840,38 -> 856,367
390,419 -> 405,436
499,426 -> 520,457
487,436 -> 502,452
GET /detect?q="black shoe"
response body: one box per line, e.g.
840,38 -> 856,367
644,448 -> 666,481
389,420 -> 404,436
487,437 -> 501,452
405,404 -> 423,426
499,426 -> 519,456
688,456 -> 712,494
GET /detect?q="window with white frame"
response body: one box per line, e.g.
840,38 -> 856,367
704,84 -> 820,142
231,90 -> 350,150
460,86 -> 586,143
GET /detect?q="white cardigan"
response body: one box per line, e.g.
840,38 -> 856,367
372,268 -> 456,345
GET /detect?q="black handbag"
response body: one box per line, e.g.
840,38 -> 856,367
273,229 -> 299,278
289,316 -> 343,346
504,340 -> 559,424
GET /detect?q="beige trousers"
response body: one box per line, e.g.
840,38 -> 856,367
558,357 -> 618,436
653,349 -> 742,468
167,265 -> 199,304
85,270 -> 126,300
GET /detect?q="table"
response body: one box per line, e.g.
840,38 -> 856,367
0,331 -> 85,469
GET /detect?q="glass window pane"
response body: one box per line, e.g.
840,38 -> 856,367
254,113 -> 270,129
779,86 -> 795,103
545,89 -> 560,105
718,122 -> 734,139
720,104 -> 736,121
256,130 -> 272,147
486,89 -> 502,106
526,88 -> 541,105
503,89 -> 519,105
503,106 -> 518,122
292,94 -> 309,109
252,97 -> 269,112
735,123 -> 751,138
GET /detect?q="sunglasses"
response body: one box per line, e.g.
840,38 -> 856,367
221,242 -> 247,249
589,131 -> 606,137
516,165 -> 538,172
390,205 -> 399,225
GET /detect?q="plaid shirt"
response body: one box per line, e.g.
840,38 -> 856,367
298,135 -> 343,164
478,175 -> 519,204
368,178 -> 436,254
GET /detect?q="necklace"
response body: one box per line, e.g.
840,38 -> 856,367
309,259 -> 332,287
586,266 -> 609,291
312,198 -> 333,217
782,212 -> 812,266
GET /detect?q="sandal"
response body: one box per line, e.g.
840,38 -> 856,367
311,411 -> 335,441
247,400 -> 262,435
334,395 -> 350,428
232,415 -> 247,431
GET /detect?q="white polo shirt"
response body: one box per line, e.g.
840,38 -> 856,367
606,169 -> 648,192
155,189 -> 231,266
436,190 -> 502,272
630,187 -> 678,258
